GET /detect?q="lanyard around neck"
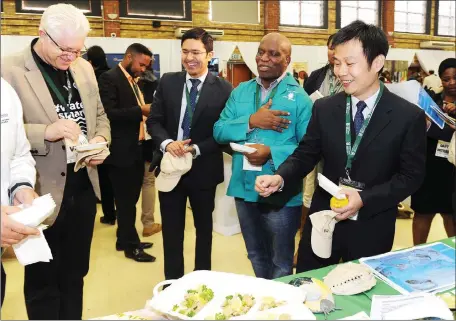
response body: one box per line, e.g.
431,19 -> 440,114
34,58 -> 72,108
184,82 -> 201,124
345,81 -> 384,172
255,83 -> 279,110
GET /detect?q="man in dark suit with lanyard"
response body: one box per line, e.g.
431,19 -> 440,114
147,28 -> 232,280
254,20 -> 427,272
98,43 -> 155,262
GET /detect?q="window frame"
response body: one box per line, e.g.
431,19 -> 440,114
119,0 -> 192,22
393,0 -> 432,35
434,0 -> 455,37
279,1 -> 329,29
14,0 -> 102,17
336,0 -> 382,29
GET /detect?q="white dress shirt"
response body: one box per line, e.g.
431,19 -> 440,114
160,71 -> 208,157
351,87 -> 381,122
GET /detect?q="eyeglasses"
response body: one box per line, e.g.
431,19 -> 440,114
45,30 -> 87,57
181,50 -> 207,57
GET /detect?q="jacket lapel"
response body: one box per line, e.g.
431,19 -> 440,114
70,59 -> 94,136
174,72 -> 187,126
192,73 -> 215,126
355,89 -> 393,159
24,49 -> 59,123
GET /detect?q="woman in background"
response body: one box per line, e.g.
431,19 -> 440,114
411,58 -> 456,245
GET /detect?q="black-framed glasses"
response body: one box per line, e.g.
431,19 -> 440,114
45,30 -> 87,57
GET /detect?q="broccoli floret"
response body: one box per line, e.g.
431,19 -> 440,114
187,289 -> 197,294
225,295 -> 233,300
187,310 -> 196,317
172,304 -> 179,312
215,313 -> 227,320
237,294 -> 243,300
200,289 -> 214,301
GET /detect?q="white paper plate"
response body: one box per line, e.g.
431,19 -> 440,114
146,271 -> 313,320
75,142 -> 108,152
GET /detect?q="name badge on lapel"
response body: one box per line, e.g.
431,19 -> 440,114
338,177 -> 365,221
435,140 -> 450,158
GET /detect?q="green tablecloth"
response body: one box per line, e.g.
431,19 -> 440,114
276,237 -> 456,320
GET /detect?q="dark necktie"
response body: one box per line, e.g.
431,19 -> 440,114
182,78 -> 201,139
354,101 -> 367,135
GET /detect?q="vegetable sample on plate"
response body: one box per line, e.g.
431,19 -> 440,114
171,285 -> 215,317
206,294 -> 256,320
258,297 -> 286,311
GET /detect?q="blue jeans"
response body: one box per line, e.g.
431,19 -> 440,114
235,199 -> 301,279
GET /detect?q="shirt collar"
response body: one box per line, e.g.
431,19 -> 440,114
351,86 -> 381,111
256,71 -> 287,91
186,70 -> 208,87
118,62 -> 139,83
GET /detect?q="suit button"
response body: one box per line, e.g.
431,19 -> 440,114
62,145 -> 65,150
61,172 -> 66,177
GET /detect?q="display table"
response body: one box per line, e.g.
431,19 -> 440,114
94,237 -> 455,320
276,237 -> 455,320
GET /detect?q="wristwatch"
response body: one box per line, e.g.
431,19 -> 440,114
190,144 -> 197,157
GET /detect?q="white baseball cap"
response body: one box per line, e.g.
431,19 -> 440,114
310,210 -> 339,259
156,152 -> 192,192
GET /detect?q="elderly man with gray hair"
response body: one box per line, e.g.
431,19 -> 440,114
1,3 -> 110,319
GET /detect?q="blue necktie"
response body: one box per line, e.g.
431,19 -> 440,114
182,79 -> 201,140
354,101 -> 367,135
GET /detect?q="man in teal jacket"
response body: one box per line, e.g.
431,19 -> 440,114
214,33 -> 312,279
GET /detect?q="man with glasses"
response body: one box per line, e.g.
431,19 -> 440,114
147,28 -> 232,281
214,33 -> 312,279
1,4 -> 110,319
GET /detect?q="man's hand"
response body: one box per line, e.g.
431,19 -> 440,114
141,104 -> 151,116
1,206 -> 40,248
166,139 -> 192,157
249,99 -> 291,132
88,136 -> 107,145
244,144 -> 271,166
44,119 -> 81,142
13,188 -> 39,207
443,102 -> 456,116
255,175 -> 283,197
331,189 -> 364,221
85,136 -> 108,166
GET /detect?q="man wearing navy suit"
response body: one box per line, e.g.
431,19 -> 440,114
146,28 -> 232,280
255,20 -> 426,272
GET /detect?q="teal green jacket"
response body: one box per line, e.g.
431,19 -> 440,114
213,73 -> 313,207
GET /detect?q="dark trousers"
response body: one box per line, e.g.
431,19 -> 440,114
296,213 -> 396,273
97,163 -> 116,220
159,177 -> 216,280
24,186 -> 97,320
1,263 -> 5,307
108,160 -> 143,249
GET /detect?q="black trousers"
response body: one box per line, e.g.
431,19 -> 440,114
108,160 -> 143,249
159,176 -> 216,280
97,163 -> 116,220
296,213 -> 396,273
1,262 -> 5,307
24,185 -> 97,320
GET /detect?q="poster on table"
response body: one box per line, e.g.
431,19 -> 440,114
360,242 -> 455,294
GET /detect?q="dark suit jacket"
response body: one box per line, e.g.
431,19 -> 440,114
98,65 -> 143,167
304,64 -> 330,95
146,71 -> 233,189
276,87 -> 427,223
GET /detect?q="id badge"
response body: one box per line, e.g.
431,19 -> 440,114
435,140 -> 450,158
339,177 -> 365,221
64,138 -> 77,164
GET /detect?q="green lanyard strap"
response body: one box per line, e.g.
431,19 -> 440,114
255,83 -> 279,110
345,82 -> 384,172
184,82 -> 201,125
34,59 -> 72,108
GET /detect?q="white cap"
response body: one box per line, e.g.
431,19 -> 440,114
156,152 -> 192,192
310,210 -> 338,259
